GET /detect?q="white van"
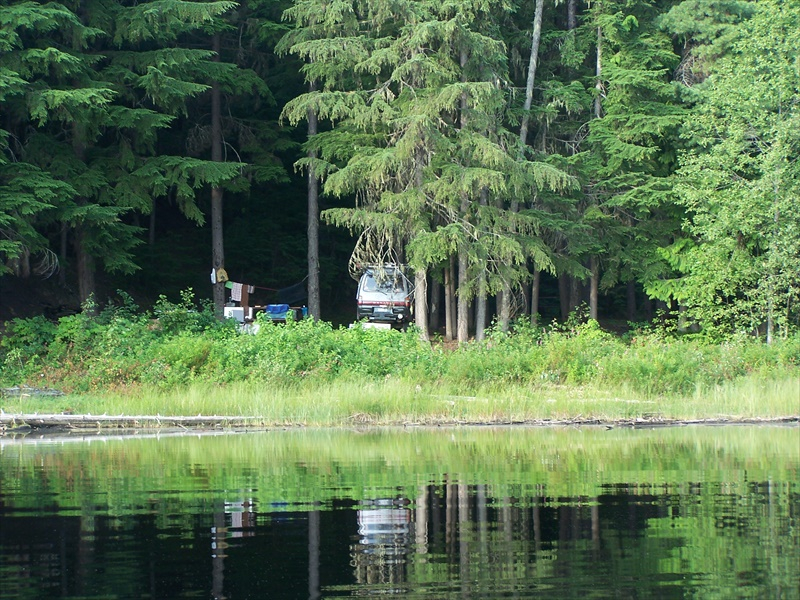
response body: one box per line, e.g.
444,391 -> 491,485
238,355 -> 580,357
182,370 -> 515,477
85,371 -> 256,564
356,265 -> 413,329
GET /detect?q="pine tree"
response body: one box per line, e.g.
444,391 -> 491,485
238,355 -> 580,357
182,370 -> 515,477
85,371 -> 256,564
282,0 -> 574,339
575,0 -> 684,322
0,0 -> 249,308
0,2 -> 87,277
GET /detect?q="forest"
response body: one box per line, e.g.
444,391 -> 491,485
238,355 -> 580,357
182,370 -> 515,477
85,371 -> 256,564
1,0 -> 799,342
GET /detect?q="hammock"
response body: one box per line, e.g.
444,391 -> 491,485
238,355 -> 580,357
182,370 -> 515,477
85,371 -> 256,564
275,277 -> 308,305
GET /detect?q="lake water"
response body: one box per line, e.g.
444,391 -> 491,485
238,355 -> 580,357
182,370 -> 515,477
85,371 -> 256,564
0,425 -> 798,599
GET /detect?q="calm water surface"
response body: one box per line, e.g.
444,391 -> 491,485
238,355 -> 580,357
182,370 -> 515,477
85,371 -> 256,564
0,425 -> 798,599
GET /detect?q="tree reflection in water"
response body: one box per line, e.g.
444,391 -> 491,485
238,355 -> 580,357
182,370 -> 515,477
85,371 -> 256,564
0,426 -> 797,598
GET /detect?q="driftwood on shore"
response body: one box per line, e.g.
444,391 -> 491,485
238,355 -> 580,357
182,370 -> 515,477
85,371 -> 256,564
1,386 -> 65,397
0,413 -> 263,431
0,412 -> 797,433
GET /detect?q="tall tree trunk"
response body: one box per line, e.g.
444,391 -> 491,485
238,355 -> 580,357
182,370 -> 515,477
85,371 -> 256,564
413,149 -> 429,340
457,49 -> 470,343
767,179 -> 780,344
474,274 -> 487,341
457,245 -> 469,342
568,0 -> 576,31
518,0 -> 544,157
445,260 -> 455,341
414,269 -> 429,341
210,33 -> 225,317
499,285 -> 511,331
75,225 -> 95,311
475,189 -> 489,341
589,255 -> 599,320
58,223 -> 67,286
558,273 -> 570,320
586,26 -> 603,322
595,27 -> 603,120
72,123 -> 96,312
502,0 -> 545,333
148,199 -> 156,245
530,267 -> 541,326
626,280 -> 637,321
429,278 -> 442,332
569,275 -> 580,315
307,80 -> 321,320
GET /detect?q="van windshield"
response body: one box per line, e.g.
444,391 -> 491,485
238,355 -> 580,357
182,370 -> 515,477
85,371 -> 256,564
363,271 -> 405,294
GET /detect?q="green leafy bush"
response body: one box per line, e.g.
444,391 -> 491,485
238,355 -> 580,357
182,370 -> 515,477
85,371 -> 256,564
1,292 -> 797,397
0,315 -> 56,361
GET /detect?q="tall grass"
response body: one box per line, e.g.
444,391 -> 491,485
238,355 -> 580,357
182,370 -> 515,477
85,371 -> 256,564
1,293 -> 798,423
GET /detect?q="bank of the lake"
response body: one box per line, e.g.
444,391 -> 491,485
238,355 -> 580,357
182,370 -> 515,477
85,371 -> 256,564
1,303 -> 798,430
1,375 -> 798,431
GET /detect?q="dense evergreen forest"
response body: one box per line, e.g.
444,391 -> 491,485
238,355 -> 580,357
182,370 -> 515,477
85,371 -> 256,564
1,0 -> 798,341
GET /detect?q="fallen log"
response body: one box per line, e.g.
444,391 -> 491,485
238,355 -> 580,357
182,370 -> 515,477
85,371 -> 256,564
1,386 -> 64,397
0,413 -> 263,430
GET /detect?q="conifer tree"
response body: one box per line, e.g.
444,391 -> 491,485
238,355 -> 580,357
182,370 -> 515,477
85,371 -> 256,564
0,0 -> 249,308
0,2 -> 85,276
575,0 -> 684,321
282,0 -> 574,338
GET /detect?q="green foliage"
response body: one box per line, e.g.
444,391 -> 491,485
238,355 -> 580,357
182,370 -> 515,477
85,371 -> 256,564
657,0 -> 800,338
151,288 -> 222,335
0,315 -> 55,381
4,296 -> 796,396
283,0 -> 575,297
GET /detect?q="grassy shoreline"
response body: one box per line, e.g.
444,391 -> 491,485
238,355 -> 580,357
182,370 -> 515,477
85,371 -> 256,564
2,376 -> 798,430
1,299 -> 798,430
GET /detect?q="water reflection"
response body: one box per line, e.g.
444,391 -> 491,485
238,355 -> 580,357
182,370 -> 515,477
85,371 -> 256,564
0,426 -> 798,598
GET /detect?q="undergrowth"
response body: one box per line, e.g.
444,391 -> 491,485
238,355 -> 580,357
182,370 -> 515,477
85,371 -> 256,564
1,290 -> 798,400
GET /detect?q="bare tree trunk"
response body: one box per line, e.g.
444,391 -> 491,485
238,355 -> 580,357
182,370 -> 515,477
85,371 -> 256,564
530,267 -> 541,326
457,246 -> 469,343
626,280 -> 637,321
307,80 -> 321,320
429,277 -> 442,332
445,260 -> 455,341
518,0 -> 544,155
569,275 -> 580,315
72,123 -> 96,312
210,33 -> 225,317
501,0 -> 545,333
58,223 -> 67,286
457,49 -> 470,344
499,276 -> 511,331
558,273 -> 569,320
413,149 -> 429,340
474,190 -> 489,341
589,255 -> 599,320
75,225 -> 95,311
568,0 -> 576,31
595,27 -> 603,119
474,268 -> 486,340
414,269 -> 429,341
585,27 -> 603,322
767,180 -> 780,344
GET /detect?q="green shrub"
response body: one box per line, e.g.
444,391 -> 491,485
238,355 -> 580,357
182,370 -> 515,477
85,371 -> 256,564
1,296 -> 797,395
0,315 -> 56,361
152,289 -> 221,335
